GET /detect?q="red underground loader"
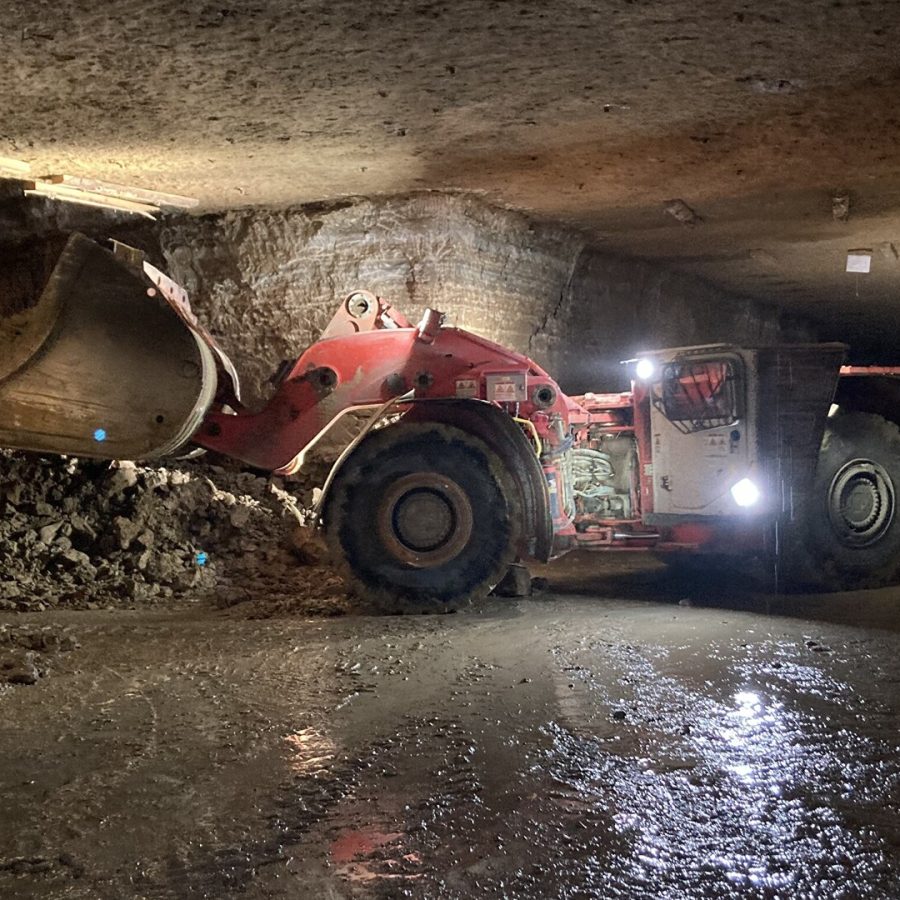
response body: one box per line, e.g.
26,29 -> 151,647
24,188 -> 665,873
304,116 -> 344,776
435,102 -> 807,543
3,233 -> 900,610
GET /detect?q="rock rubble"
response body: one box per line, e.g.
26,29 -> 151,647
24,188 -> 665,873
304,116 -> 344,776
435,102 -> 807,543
0,622 -> 78,685
0,451 -> 345,615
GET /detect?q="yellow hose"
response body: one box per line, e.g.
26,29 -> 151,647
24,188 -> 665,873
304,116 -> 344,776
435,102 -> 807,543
512,417 -> 542,456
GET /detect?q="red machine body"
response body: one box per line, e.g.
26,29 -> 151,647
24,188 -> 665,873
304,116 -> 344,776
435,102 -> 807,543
191,291 -> 879,565
194,291 -> 575,478
191,291 -> 900,574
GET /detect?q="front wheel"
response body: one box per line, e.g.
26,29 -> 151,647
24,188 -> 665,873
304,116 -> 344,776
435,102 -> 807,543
785,412 -> 900,590
323,422 -> 519,613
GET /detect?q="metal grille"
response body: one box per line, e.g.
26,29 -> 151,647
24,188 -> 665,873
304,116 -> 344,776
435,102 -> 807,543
652,359 -> 738,434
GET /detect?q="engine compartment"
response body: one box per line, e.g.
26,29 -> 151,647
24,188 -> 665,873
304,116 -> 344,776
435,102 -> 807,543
571,434 -> 636,522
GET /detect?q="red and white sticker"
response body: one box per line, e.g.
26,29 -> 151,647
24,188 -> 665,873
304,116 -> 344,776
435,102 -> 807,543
455,378 -> 479,399
486,372 -> 527,403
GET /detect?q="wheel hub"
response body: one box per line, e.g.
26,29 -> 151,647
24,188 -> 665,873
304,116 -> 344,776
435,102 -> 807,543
377,473 -> 474,567
827,459 -> 895,548
393,488 -> 455,552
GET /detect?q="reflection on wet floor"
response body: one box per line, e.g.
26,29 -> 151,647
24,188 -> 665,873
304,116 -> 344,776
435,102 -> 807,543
538,684 -> 897,898
283,727 -> 337,777
271,603 -> 900,898
2,562 -> 900,899
549,626 -> 899,898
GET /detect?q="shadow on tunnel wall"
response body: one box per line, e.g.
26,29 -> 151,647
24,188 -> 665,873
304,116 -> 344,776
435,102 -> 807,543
533,244 -> 814,394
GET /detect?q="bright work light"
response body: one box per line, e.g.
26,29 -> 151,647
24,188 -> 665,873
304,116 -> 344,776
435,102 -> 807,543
731,477 -> 761,508
635,358 -> 656,380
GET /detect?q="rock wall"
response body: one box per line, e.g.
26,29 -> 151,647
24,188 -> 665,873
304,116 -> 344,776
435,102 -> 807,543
543,249 -> 816,393
0,188 -> 816,402
156,192 -> 816,403
156,193 -> 584,405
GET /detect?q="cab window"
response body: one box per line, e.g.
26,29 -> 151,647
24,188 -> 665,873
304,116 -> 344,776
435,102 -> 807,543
655,359 -> 739,432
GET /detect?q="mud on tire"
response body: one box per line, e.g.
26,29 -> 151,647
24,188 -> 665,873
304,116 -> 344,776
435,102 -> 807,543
323,422 -> 519,613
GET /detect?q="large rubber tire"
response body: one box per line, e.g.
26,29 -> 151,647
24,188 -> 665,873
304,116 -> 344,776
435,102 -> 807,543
785,413 -> 900,590
323,422 -> 519,613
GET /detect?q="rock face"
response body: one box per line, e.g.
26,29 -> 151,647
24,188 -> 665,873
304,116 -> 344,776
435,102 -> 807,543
0,452 -> 343,614
0,190 -> 815,403
157,193 -> 584,405
158,193 -> 815,403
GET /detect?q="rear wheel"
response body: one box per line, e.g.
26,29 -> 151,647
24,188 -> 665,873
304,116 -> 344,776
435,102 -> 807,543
785,413 -> 900,590
324,422 -> 519,613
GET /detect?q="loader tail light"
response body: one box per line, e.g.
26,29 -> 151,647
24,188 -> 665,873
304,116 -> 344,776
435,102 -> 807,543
730,477 -> 761,508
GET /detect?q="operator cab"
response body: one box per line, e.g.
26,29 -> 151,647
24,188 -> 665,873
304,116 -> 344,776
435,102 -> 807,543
636,345 -> 759,522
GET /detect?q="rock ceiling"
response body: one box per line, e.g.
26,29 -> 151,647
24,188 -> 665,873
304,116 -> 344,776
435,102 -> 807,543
2,0 -> 899,342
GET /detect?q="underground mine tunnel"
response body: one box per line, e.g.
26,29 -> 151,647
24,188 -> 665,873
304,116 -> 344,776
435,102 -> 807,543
2,1 -> 900,898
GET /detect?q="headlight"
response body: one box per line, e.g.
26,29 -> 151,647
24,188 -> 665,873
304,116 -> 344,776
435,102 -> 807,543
635,358 -> 656,380
730,477 -> 761,508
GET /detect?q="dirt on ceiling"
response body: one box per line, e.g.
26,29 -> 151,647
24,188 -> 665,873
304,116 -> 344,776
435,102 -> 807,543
1,0 -> 899,337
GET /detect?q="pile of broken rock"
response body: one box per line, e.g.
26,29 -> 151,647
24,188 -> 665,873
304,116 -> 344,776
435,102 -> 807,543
0,451 -> 345,615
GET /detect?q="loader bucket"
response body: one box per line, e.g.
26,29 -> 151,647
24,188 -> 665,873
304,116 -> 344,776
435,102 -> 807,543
0,233 -> 217,460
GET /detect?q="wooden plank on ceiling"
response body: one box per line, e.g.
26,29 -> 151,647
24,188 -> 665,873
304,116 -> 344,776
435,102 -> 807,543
24,181 -> 159,220
0,156 -> 31,178
41,174 -> 198,209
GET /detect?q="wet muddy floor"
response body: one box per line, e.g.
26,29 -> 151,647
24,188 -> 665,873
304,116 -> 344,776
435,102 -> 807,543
2,556 -> 900,899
